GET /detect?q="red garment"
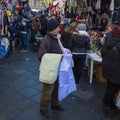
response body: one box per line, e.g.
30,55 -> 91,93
76,15 -> 82,21
111,25 -> 120,37
0,25 -> 2,30
59,25 -> 65,42
50,4 -> 58,11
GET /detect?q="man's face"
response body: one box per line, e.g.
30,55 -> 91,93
51,15 -> 56,20
50,26 -> 60,36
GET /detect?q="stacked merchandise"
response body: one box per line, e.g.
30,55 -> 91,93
0,36 -> 9,59
0,1 -> 11,59
65,0 -> 77,18
49,0 -> 67,16
0,0 -> 31,59
112,0 -> 120,24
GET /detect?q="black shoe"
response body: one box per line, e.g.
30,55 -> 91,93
103,104 -> 118,114
51,104 -> 65,111
115,114 -> 120,120
40,109 -> 50,118
103,104 -> 120,119
75,80 -> 79,84
103,104 -> 111,113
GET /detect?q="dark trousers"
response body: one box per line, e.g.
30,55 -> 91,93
40,80 -> 59,109
103,81 -> 120,107
73,55 -> 86,84
21,33 -> 28,49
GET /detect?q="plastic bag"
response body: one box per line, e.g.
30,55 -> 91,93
115,90 -> 120,109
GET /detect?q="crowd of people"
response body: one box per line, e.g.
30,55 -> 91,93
36,11 -> 120,118
0,0 -> 120,119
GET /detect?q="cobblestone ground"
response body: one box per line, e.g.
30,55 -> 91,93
0,48 -> 118,120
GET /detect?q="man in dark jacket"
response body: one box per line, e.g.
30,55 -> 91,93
102,25 -> 120,114
38,19 -> 65,118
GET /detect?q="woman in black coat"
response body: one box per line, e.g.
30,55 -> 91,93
69,23 -> 90,84
102,25 -> 120,112
61,22 -> 78,49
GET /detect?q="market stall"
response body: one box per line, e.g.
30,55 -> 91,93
0,1 -> 11,58
0,0 -> 31,59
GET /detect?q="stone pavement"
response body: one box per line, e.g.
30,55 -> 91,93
0,49 -> 117,120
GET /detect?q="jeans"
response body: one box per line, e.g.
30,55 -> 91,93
21,32 -> 28,49
28,28 -> 32,42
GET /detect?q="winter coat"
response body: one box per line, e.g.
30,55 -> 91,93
101,31 -> 120,84
69,31 -> 90,55
38,33 -> 62,62
32,19 -> 41,33
61,30 -> 72,49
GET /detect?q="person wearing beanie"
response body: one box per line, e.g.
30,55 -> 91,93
47,19 -> 60,32
38,19 -> 65,118
63,18 -> 70,29
77,23 -> 87,31
69,23 -> 90,84
77,23 -> 89,36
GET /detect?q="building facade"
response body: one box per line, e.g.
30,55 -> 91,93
29,0 -> 44,9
